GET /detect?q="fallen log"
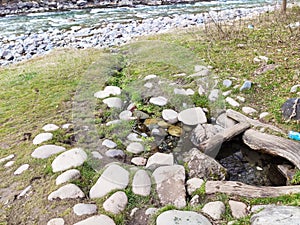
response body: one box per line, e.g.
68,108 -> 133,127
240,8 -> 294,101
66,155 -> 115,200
243,129 -> 300,169
226,109 -> 284,134
206,181 -> 300,198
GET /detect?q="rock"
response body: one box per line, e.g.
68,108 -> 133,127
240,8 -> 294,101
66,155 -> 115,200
94,86 -> 121,99
42,124 -> 59,131
48,184 -> 84,200
208,89 -> 220,102
4,161 -> 15,168
240,80 -> 252,91
103,97 -> 123,109
198,85 -> 206,95
186,178 -> 204,195
33,133 -> 53,145
127,133 -> 143,142
90,164 -> 129,198
91,151 -> 103,159
132,169 -> 151,196
174,88 -> 187,95
162,109 -> 178,124
202,201 -> 225,220
156,210 -> 212,225
190,195 -> 200,206
145,152 -> 174,170
17,185 -> 32,199
51,148 -> 87,173
47,218 -> 65,225
281,98 -> 300,120
73,203 -> 97,216
105,149 -> 125,158
103,191 -> 128,214
73,215 -> 116,225
184,148 -> 227,180
126,142 -> 144,154
31,145 -> 66,159
222,90 -> 232,96
145,207 -> 158,215
56,169 -> 81,185
102,139 -> 117,149
216,113 -> 237,128
290,84 -> 300,93
190,124 -> 218,146
153,165 -> 186,208
236,96 -> 245,102
259,112 -> 270,119
178,107 -> 207,126
131,157 -> 147,166
167,125 -> 182,137
144,74 -> 157,80
229,200 -> 248,219
149,96 -> 168,106
242,106 -> 257,115
223,79 -> 232,88
144,82 -> 153,88
225,97 -> 240,107
251,205 -> 300,225
0,154 -> 15,164
62,123 -> 72,129
14,164 -> 29,175
119,110 -> 133,121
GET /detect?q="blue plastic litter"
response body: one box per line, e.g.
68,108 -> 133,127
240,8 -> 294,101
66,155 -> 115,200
288,131 -> 300,141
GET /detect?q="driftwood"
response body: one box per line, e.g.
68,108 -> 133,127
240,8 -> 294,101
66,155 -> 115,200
200,122 -> 250,157
243,129 -> 300,169
226,109 -> 284,134
206,181 -> 300,198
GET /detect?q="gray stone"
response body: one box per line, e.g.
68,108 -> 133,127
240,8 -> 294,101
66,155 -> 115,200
229,200 -> 248,219
103,191 -> 128,214
4,161 -> 15,168
0,154 -> 15,164
51,148 -> 87,173
91,151 -> 103,159
281,98 -> 300,120
62,123 -> 72,129
105,149 -> 125,158
190,195 -> 200,206
162,109 -> 178,124
14,164 -> 29,175
119,110 -> 133,120
31,145 -> 66,159
202,201 -> 225,220
73,203 -> 97,216
133,110 -> 149,120
90,164 -> 129,198
103,97 -> 122,109
223,79 -> 232,88
48,184 -> 84,200
178,107 -> 207,126
17,185 -> 32,199
259,112 -> 270,119
144,82 -> 153,88
132,169 -> 151,196
94,86 -> 121,99
186,178 -> 204,195
208,89 -> 220,102
222,90 -> 232,96
156,210 -> 212,225
102,139 -> 117,149
42,124 -> 59,131
290,84 -> 300,93
184,148 -> 227,180
47,218 -> 65,225
153,165 -> 186,208
33,133 -> 53,145
56,169 -> 81,185
149,96 -> 168,106
251,205 -> 300,225
190,124 -> 218,146
242,106 -> 257,115
240,80 -> 252,91
126,142 -> 144,154
145,152 -> 174,170
190,65 -> 210,77
198,85 -> 206,95
73,215 -> 116,225
131,157 -> 147,166
145,207 -> 158,215
236,96 -> 246,102
144,74 -> 157,80
216,112 -> 237,128
225,97 -> 240,107
127,133 -> 143,142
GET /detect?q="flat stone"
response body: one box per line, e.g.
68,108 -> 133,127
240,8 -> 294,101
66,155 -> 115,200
131,157 -> 147,166
103,191 -> 128,214
222,90 -> 232,96
162,109 -> 178,124
149,96 -> 168,106
33,133 -> 53,145
0,154 -> 14,163
62,123 -> 72,129
223,79 -> 232,88
126,142 -> 144,154
42,124 -> 59,132
216,112 -> 237,128
14,164 -> 29,175
127,133 -> 143,142
202,201 -> 225,220
73,203 -> 97,216
190,124 -> 218,146
186,89 -> 195,95
91,151 -> 103,159
51,148 -> 87,173
132,169 -> 151,196
4,161 -> 15,168
94,86 -> 121,99
90,164 -> 129,199
251,205 -> 300,225
236,96 -> 245,102
144,74 -> 157,80
208,89 -> 220,102
56,169 -> 81,185
105,149 -> 125,158
178,107 -> 207,126
153,165 -> 186,208
48,184 -> 84,200
17,185 -> 32,199
145,152 -> 174,170
103,97 -> 122,109
73,215 -> 116,225
225,97 -> 240,107
119,110 -> 133,120
47,218 -> 65,225
102,139 -> 117,148
31,145 -> 66,159
242,106 -> 257,115
240,80 -> 252,91
259,112 -> 270,119
186,178 -> 204,195
156,210 -> 212,225
229,200 -> 248,219
290,84 -> 300,93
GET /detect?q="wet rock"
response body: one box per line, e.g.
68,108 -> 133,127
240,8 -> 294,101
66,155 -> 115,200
102,139 -> 117,149
103,191 -> 128,214
149,96 -> 168,106
236,96 -> 245,102
156,210 -> 212,225
225,97 -> 240,107
229,200 -> 248,219
162,109 -> 178,124
145,152 -> 174,170
48,184 -> 84,200
186,177 -> 204,195
178,107 -> 207,125
153,165 -> 186,208
90,164 -> 129,198
73,203 -> 97,216
132,169 -> 151,196
56,169 -> 81,185
240,80 -> 252,91
103,97 -> 123,109
32,133 -> 53,145
14,164 -> 29,175
47,218 -> 65,225
31,145 -> 66,159
42,124 -> 59,131
126,142 -> 144,154
73,215 -> 115,225
202,201 -> 225,220
259,112 -> 270,119
0,154 -> 15,164
127,133 -> 143,142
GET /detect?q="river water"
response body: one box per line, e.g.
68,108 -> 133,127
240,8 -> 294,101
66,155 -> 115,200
0,0 -> 281,37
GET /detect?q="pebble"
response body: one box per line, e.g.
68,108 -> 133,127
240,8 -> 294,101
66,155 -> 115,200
42,124 -> 59,132
17,185 -> 32,199
31,145 -> 66,159
198,85 -> 206,95
47,218 -> 65,225
103,191 -> 128,214
91,151 -> 103,159
56,169 -> 81,185
48,183 -> 85,200
144,82 -> 153,88
0,154 -> 15,163
178,107 -> 207,125
290,84 -> 300,93
145,152 -> 174,170
225,97 -> 240,107
222,90 -> 232,96
103,97 -> 123,109
126,142 -> 144,154
162,109 -> 178,124
144,74 -> 157,80
105,149 -> 125,158
73,203 -> 97,216
240,80 -> 252,91
62,123 -> 72,129
73,215 -> 116,225
149,96 -> 168,106
127,133 -> 143,142
132,169 -> 151,196
229,200 -> 248,219
223,79 -> 232,88
186,177 -> 204,195
242,106 -> 257,115
131,157 -> 147,166
145,207 -> 158,215
202,201 -> 225,220
208,89 -> 220,102
236,96 -> 245,102
32,133 -> 53,145
102,139 -> 117,148
259,112 -> 270,119
4,161 -> 15,168
14,164 -> 29,175
119,110 -> 133,120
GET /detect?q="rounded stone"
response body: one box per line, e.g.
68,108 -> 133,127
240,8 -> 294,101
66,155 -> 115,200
31,145 -> 66,159
103,97 -> 122,109
73,215 -> 116,225
4,161 -> 15,168
162,109 -> 178,124
48,184 -> 85,201
202,201 -> 226,220
223,79 -> 232,88
14,164 -> 29,175
119,110 -> 133,120
47,218 -> 65,225
105,149 -> 125,158
103,191 -> 128,214
73,203 -> 97,216
56,169 -> 81,185
242,106 -> 257,115
126,142 -> 144,154
229,200 -> 248,219
132,170 -> 151,196
131,157 -> 147,166
186,177 -> 204,195
42,124 -> 59,132
145,152 -> 174,170
33,133 -> 53,145
149,96 -> 168,106
178,107 -> 207,126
